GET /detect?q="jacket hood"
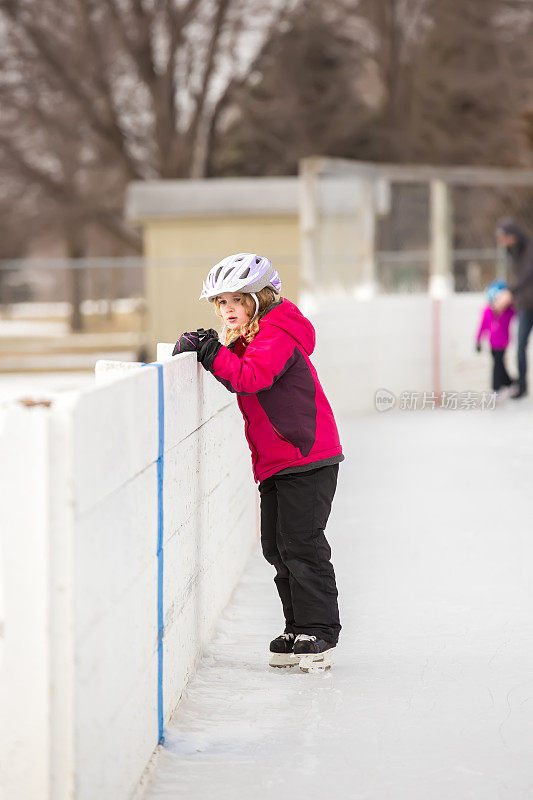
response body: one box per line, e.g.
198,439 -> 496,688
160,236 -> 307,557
260,298 -> 316,355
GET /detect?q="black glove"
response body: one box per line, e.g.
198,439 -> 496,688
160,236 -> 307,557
172,328 -> 219,356
172,331 -> 201,355
196,328 -> 219,342
475,341 -> 482,353
197,336 -> 222,372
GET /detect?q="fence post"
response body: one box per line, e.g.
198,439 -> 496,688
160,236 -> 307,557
299,158 -> 321,294
355,174 -> 377,299
429,179 -> 453,297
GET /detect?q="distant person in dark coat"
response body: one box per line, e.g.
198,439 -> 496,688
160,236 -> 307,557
494,218 -> 533,399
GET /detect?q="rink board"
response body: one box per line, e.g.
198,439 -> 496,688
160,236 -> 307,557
0,351 -> 257,800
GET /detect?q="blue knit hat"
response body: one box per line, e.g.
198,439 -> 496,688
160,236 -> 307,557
486,280 -> 507,305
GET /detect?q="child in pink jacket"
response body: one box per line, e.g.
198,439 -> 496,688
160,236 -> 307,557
173,253 -> 343,671
476,280 -> 516,392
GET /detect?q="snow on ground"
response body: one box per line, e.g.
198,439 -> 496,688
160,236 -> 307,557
143,399 -> 533,800
0,371 -> 94,403
0,298 -> 142,319
0,319 -> 69,336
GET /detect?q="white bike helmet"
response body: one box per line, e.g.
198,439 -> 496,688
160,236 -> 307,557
199,253 -> 281,302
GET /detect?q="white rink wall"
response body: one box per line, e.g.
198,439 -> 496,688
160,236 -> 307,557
0,350 -> 257,800
308,293 -> 522,414
0,406 -> 52,799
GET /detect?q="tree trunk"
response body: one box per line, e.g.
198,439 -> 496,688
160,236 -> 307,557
65,228 -> 85,332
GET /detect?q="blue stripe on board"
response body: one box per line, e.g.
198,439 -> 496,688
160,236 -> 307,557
144,361 -> 165,745
155,362 -> 165,745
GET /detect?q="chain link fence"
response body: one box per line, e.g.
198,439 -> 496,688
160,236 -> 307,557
0,257 -> 148,371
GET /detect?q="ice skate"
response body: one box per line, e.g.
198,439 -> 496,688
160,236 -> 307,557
289,634 -> 335,673
268,632 -> 296,668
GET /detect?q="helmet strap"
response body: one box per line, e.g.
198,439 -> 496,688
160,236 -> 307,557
250,292 -> 259,321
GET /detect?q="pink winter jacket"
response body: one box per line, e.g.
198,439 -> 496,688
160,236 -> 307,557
476,305 -> 515,350
210,299 -> 343,483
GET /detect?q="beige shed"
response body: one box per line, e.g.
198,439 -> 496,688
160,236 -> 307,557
125,177 -> 301,352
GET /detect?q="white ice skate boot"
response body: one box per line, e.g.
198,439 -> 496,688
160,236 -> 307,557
290,634 -> 335,673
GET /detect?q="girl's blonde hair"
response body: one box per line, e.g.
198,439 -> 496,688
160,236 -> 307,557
214,287 -> 281,346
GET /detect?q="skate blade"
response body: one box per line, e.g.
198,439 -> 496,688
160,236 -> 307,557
290,649 -> 334,673
269,652 -> 297,668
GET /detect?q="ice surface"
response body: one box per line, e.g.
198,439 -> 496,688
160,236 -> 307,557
143,401 -> 533,800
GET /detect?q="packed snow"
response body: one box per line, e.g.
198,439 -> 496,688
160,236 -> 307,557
142,400 -> 533,800
0,372 -> 94,403
0,319 -> 69,337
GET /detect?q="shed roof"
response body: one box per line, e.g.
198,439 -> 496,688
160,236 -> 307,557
125,177 -> 300,222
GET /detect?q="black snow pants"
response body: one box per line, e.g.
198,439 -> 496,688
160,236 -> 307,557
258,464 -> 341,645
517,310 -> 533,391
491,348 -> 513,392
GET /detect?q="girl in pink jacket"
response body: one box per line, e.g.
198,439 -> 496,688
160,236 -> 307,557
476,280 -> 516,392
173,253 -> 343,670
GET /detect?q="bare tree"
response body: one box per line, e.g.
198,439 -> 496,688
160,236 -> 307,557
212,0 -> 373,175
215,0 -> 533,173
1,0 -> 532,260
406,0 -> 532,165
0,0 -> 291,251
0,0 -> 290,326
